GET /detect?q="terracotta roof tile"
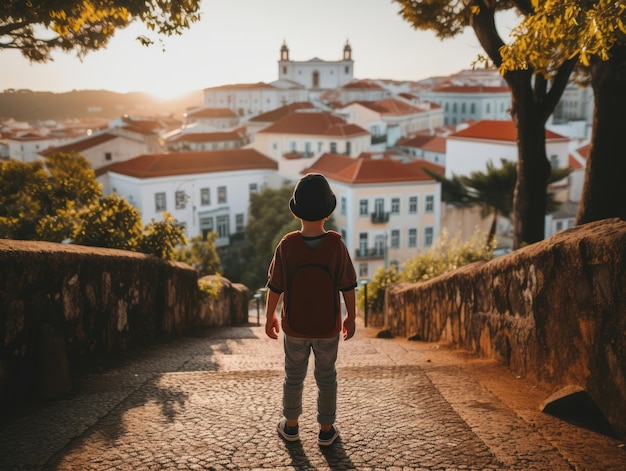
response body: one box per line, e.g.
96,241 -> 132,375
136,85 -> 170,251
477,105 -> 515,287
432,85 -> 511,94
41,133 -> 119,155
303,153 -> 443,184
450,120 -> 566,141
249,102 -> 316,123
259,112 -> 369,137
186,108 -> 238,119
97,149 -> 277,179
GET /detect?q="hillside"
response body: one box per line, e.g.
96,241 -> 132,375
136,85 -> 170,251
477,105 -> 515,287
0,89 -> 204,122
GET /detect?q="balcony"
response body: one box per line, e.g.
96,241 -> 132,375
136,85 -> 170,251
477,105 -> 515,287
355,247 -> 385,260
371,134 -> 387,145
370,212 -> 390,224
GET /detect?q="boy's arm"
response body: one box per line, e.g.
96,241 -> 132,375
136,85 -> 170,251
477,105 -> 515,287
265,289 -> 281,339
341,288 -> 356,340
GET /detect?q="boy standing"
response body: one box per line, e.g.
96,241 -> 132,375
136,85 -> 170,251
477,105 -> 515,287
265,173 -> 357,447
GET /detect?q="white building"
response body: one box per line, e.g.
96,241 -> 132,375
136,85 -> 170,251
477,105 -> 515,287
303,153 -> 443,279
445,120 -> 570,179
6,132 -> 60,162
41,130 -> 151,170
96,149 -> 279,246
251,110 -> 370,181
278,40 -> 354,90
419,85 -> 511,125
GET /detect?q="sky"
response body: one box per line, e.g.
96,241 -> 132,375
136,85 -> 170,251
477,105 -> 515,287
2,0 -> 520,100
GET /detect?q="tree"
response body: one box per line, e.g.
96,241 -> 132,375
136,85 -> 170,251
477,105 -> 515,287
499,0 -> 626,225
0,152 -> 187,259
0,0 -> 201,62
426,159 -> 571,245
394,0 -> 576,248
174,233 -> 221,276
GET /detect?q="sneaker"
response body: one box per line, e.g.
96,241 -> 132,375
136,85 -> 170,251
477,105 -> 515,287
277,418 -> 300,442
318,425 -> 339,446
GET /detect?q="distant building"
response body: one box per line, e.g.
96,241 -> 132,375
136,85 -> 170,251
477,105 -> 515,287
96,149 -> 279,246
419,85 -> 511,125
303,153 -> 443,279
278,40 -> 354,90
251,110 -> 370,180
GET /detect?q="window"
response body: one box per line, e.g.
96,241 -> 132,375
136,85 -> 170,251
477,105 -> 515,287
461,103 -> 466,113
409,196 -> 418,214
235,213 -> 244,233
359,199 -> 369,216
359,263 -> 368,278
105,152 -> 112,161
318,142 -> 324,152
216,215 -> 229,238
218,186 -> 227,204
425,195 -> 434,213
556,221 -> 564,232
390,229 -> 400,248
249,183 -> 258,194
175,190 -> 187,210
550,155 -> 559,169
330,142 -> 337,153
290,141 -> 297,152
453,103 -> 457,113
341,196 -> 347,215
359,232 -> 368,252
391,198 -> 400,214
345,141 -> 351,156
155,192 -> 166,211
200,216 -> 214,238
470,103 -> 476,114
486,103 -> 491,113
408,228 -> 417,248
424,227 -> 434,246
200,188 -> 210,205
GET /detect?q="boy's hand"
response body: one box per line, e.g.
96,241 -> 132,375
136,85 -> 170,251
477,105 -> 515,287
265,313 -> 280,339
342,316 -> 355,340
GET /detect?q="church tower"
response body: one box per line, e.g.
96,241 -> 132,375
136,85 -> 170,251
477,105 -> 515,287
278,40 -> 354,89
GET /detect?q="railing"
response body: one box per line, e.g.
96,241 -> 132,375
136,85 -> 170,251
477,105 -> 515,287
355,247 -> 385,259
371,135 -> 387,145
371,212 -> 390,224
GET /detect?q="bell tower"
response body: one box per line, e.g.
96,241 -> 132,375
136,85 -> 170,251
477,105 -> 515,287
343,40 -> 352,61
280,40 -> 290,61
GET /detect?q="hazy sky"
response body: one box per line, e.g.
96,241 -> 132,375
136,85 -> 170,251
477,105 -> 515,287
2,0 -> 519,99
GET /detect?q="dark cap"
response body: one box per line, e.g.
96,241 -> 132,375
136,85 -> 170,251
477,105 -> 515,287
289,173 -> 337,221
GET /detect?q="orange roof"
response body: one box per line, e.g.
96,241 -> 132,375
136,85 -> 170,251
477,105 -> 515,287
97,149 -> 277,179
568,154 -> 585,170
342,80 -> 385,90
186,108 -> 238,119
249,102 -> 316,123
303,153 -> 443,184
450,120 -> 566,142
576,143 -> 591,159
259,112 -> 369,137
432,85 -> 510,94
41,133 -> 119,155
169,131 -> 245,144
397,135 -> 447,153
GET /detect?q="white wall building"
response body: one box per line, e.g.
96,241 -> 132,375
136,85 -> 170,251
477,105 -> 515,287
278,40 -> 354,90
419,85 -> 512,125
303,153 -> 443,279
96,149 -> 279,246
6,133 -> 60,162
251,110 -> 370,181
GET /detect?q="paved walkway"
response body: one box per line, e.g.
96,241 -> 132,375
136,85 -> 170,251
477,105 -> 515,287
1,314 -> 625,470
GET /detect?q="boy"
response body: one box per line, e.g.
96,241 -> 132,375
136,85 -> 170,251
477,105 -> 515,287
265,173 -> 357,447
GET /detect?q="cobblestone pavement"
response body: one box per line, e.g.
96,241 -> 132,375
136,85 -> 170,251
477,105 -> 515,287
1,314 -> 625,470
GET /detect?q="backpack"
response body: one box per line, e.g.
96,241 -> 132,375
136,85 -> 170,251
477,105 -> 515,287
284,232 -> 341,337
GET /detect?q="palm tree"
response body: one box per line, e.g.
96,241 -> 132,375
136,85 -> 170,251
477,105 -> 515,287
426,159 -> 571,247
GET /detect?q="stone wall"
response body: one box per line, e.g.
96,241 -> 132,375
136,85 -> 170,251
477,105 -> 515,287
0,240 -> 248,402
385,218 -> 626,438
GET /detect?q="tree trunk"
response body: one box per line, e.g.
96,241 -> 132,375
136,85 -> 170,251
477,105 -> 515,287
508,75 -> 552,248
577,45 -> 626,224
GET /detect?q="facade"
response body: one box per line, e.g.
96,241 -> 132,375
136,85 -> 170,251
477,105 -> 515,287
184,107 -> 240,129
419,85 -> 511,125
41,130 -> 151,170
251,110 -> 370,181
336,98 -> 444,150
6,132 -> 60,162
164,129 -> 248,152
445,120 -> 570,178
202,82 -> 307,119
96,149 -> 279,246
303,153 -> 443,279
278,40 -> 354,90
395,134 -> 447,165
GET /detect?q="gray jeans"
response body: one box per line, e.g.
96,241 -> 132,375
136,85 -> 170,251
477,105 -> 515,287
282,334 -> 340,425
